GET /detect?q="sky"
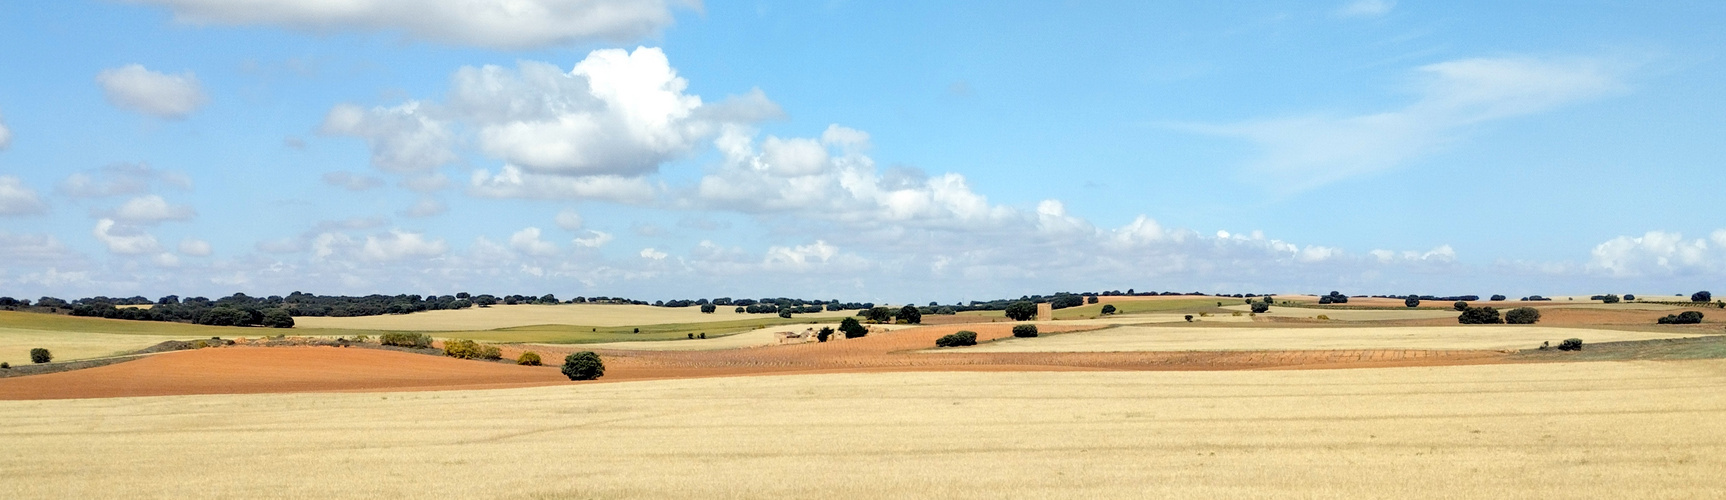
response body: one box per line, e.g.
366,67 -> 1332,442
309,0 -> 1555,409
1,0 -> 1724,303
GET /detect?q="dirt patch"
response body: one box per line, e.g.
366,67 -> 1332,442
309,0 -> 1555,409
0,346 -> 569,400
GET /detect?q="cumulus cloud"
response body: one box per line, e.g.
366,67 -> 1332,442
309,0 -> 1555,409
109,195 -> 196,224
1369,245 -> 1457,264
554,209 -> 584,230
763,240 -> 838,268
92,218 -> 161,254
573,230 -> 613,248
128,0 -> 695,50
639,247 -> 667,260
57,163 -> 192,198
360,229 -> 447,261
95,64 -> 208,119
469,165 -> 656,203
321,102 -> 458,173
1336,0 -> 1393,17
1587,230 -> 1726,278
178,238 -> 212,256
322,171 -> 385,191
1187,56 -> 1627,192
0,176 -> 49,215
509,227 -> 559,256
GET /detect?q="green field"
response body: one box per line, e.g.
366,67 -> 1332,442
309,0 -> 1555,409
1053,298 -> 1233,320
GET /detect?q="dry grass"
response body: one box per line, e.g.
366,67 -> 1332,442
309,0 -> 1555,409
0,327 -> 183,363
1,361 -> 1723,498
1221,305 -> 1461,321
961,325 -> 1699,352
292,304 -> 856,331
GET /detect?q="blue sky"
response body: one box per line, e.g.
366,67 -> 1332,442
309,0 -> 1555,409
1,0 -> 1723,302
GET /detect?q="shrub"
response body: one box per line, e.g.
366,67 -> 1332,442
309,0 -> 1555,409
261,308 -> 295,328
444,339 -> 502,360
1623,294 -> 1635,301
0,362 -> 8,369
1692,291 -> 1712,302
352,334 -> 370,343
1490,294 -> 1507,301
1316,314 -> 1330,320
700,304 -> 717,313
192,340 -> 210,349
1453,301 -> 1469,311
1600,294 -> 1620,304
698,333 -> 705,339
30,348 -> 51,364
1404,295 -> 1421,308
379,332 -> 433,349
816,326 -> 834,342
840,317 -> 868,339
935,330 -> 978,347
1250,302 -> 1269,314
1657,311 -> 1705,325
1457,307 -> 1503,324
1004,301 -> 1038,321
778,310 -> 792,319
898,305 -> 922,324
1101,304 -> 1117,315
1086,295 -> 1099,304
734,306 -> 744,313
1184,314 -> 1194,322
1504,307 -> 1541,324
1012,325 -> 1039,338
517,351 -> 542,366
1558,338 -> 1583,351
561,352 -> 604,380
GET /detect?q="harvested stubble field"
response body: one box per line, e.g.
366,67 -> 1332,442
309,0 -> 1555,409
960,325 -> 1700,353
292,303 -> 854,331
2,361 -> 1723,498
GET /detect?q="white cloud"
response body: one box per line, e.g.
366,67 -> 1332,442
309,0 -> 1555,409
178,238 -> 212,256
469,165 -> 656,203
1368,245 -> 1457,264
399,197 -> 448,217
1587,230 -> 1724,277
152,252 -> 181,267
0,109 -> 12,149
92,218 -> 161,254
1190,56 -> 1627,192
573,230 -> 613,248
360,229 -> 447,261
0,176 -> 49,215
321,102 -> 458,173
58,163 -> 192,198
0,232 -> 78,264
322,171 -> 385,191
95,64 -> 207,119
128,0 -> 694,50
639,247 -> 667,260
763,240 -> 838,268
555,209 -> 584,230
1336,0 -> 1393,17
509,227 -> 559,256
110,195 -> 196,223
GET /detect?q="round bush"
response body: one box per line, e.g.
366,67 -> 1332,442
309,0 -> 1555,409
1504,307 -> 1541,324
1453,301 -> 1469,311
1012,324 -> 1039,338
1250,302 -> 1269,314
1404,295 -> 1421,308
517,351 -> 542,366
1457,306 -> 1502,324
1100,304 -> 1117,315
1657,311 -> 1704,325
1558,338 -> 1584,351
562,351 -> 605,381
30,348 -> 51,364
380,332 -> 433,348
935,330 -> 978,348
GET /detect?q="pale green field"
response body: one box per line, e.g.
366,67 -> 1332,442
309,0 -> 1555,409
293,303 -> 856,331
960,325 -> 1698,352
0,328 -> 182,363
2,361 -> 1723,498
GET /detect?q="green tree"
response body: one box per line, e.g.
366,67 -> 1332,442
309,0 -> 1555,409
1250,302 -> 1269,314
1012,324 -> 1039,337
261,309 -> 295,328
1453,301 -> 1469,311
1404,295 -> 1421,308
898,304 -> 922,324
561,352 -> 605,380
1457,306 -> 1503,324
1004,301 -> 1038,321
1101,304 -> 1117,315
865,307 -> 894,323
840,317 -> 868,339
1504,307 -> 1541,324
816,326 -> 834,342
700,304 -> 717,313
30,348 -> 51,364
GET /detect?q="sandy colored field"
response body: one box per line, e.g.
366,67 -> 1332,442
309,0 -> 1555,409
0,327 -> 183,363
571,323 -> 921,351
961,325 -> 1698,352
292,303 -> 856,331
1220,304 -> 1461,321
0,347 -> 567,399
3,361 -> 1723,498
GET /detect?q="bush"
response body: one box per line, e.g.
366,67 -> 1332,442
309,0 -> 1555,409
1692,291 -> 1712,302
734,306 -> 745,313
935,330 -> 978,347
30,348 -> 51,364
379,332 -> 433,349
1657,311 -> 1705,325
1623,294 -> 1635,301
1457,306 -> 1503,324
1504,307 -> 1541,324
1012,325 -> 1039,338
1490,294 -> 1507,301
1100,304 -> 1117,315
1404,295 -> 1421,308
261,308 -> 295,328
778,310 -> 792,319
816,326 -> 834,342
1316,314 -> 1330,320
517,351 -> 542,366
444,339 -> 502,360
1558,338 -> 1583,351
1004,301 -> 1038,321
0,362 -> 8,369
1600,294 -> 1620,304
700,304 -> 717,314
1086,295 -> 1099,304
1184,314 -> 1194,322
1250,302 -> 1269,314
865,307 -> 894,324
561,351 -> 604,380
898,304 -> 922,325
1453,301 -> 1469,311
840,317 -> 868,339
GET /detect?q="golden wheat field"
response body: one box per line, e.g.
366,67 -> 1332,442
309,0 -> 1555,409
2,361 -> 1723,498
960,325 -> 1698,352
0,328 -> 182,363
291,303 -> 856,330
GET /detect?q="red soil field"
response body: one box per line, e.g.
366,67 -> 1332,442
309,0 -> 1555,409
2,323 -> 1515,400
